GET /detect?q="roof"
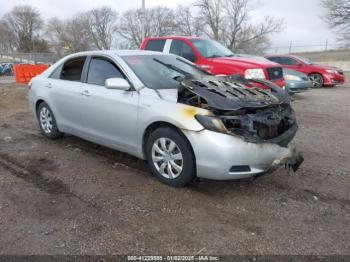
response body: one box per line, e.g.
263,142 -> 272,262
65,49 -> 169,58
265,54 -> 297,58
144,36 -> 203,40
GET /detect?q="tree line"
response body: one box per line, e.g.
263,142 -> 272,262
0,0 -> 286,55
322,0 -> 350,47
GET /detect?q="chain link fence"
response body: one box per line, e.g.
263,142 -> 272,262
265,41 -> 345,54
0,52 -> 60,65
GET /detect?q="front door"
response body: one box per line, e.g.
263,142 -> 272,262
79,56 -> 139,153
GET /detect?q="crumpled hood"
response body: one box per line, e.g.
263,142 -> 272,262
180,75 -> 290,111
210,56 -> 280,69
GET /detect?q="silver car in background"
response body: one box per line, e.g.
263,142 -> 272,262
29,50 -> 303,187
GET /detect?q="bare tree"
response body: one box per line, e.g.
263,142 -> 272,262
65,15 -> 92,52
46,15 -> 92,54
174,5 -> 205,36
195,0 -> 283,53
196,0 -> 223,40
86,6 -> 118,50
0,20 -> 16,52
46,18 -> 66,56
322,0 -> 350,45
1,5 -> 43,52
117,6 -> 176,48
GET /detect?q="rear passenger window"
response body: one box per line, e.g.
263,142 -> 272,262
87,57 -> 125,86
170,40 -> 197,62
267,57 -> 281,64
145,40 -> 166,52
49,64 -> 63,79
60,57 -> 86,82
279,57 -> 297,65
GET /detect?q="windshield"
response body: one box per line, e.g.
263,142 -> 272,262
294,56 -> 314,65
122,55 -> 209,89
190,39 -> 234,58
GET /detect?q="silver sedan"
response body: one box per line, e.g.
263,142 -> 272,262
28,50 -> 303,187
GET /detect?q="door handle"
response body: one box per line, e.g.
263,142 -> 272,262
81,90 -> 91,97
45,83 -> 52,88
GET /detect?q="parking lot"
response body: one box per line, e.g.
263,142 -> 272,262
0,77 -> 350,255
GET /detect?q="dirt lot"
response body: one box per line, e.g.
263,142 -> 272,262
0,77 -> 349,255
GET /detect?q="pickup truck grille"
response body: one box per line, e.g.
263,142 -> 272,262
266,67 -> 284,81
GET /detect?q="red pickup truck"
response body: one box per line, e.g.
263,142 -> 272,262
140,36 -> 285,88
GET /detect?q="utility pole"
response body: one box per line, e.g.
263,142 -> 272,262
325,39 -> 328,51
289,41 -> 292,54
142,0 -> 146,40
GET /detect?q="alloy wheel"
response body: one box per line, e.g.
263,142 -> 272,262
151,137 -> 183,179
39,107 -> 53,134
309,74 -> 323,88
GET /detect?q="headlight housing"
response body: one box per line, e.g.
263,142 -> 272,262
195,115 -> 228,133
326,69 -> 337,74
284,74 -> 302,81
245,68 -> 266,80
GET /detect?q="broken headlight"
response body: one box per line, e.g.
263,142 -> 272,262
195,115 -> 228,133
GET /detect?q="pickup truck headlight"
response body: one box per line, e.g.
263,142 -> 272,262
245,69 -> 266,80
195,115 -> 228,133
284,74 -> 301,81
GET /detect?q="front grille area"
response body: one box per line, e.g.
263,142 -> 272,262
219,104 -> 296,143
266,67 -> 284,81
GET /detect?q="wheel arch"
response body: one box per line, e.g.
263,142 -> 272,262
35,99 -> 46,115
308,72 -> 324,78
142,121 -> 197,174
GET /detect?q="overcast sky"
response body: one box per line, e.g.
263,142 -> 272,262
0,0 -> 337,52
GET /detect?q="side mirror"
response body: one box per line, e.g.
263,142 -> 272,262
296,63 -> 303,68
105,78 -> 131,91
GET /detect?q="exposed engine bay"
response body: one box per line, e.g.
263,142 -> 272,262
178,75 -> 298,147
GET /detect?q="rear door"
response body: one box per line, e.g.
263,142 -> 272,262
47,56 -> 87,132
79,56 -> 139,153
168,39 -> 198,63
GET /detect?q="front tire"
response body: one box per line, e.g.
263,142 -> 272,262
37,102 -> 63,139
309,73 -> 324,88
145,127 -> 196,187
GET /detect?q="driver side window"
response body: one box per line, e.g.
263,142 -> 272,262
87,57 -> 125,86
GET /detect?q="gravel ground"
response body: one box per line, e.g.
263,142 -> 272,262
0,78 -> 349,255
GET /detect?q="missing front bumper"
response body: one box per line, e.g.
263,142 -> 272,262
271,146 -> 304,173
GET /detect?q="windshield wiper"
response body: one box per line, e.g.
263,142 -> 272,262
206,55 -> 222,58
225,54 -> 235,57
153,58 -> 191,76
176,57 -> 211,75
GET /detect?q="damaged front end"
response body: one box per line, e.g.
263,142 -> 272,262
178,75 -> 304,172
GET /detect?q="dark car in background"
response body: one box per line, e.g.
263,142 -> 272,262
265,54 -> 345,88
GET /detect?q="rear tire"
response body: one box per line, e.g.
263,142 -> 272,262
145,127 -> 196,187
37,102 -> 63,139
309,73 -> 324,88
